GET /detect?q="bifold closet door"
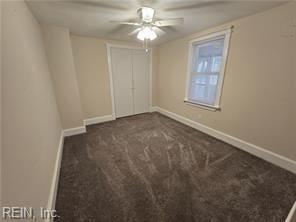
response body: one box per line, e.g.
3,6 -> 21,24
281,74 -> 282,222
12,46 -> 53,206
132,49 -> 150,114
110,48 -> 134,118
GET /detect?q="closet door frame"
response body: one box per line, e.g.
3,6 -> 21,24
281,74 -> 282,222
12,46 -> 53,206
106,43 -> 153,119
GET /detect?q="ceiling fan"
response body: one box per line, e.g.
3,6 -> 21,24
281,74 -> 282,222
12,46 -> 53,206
110,7 -> 184,42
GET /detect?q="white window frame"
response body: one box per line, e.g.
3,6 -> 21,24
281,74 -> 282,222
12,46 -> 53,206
184,28 -> 232,111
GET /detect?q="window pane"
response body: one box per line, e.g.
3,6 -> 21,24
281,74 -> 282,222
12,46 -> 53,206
188,37 -> 225,106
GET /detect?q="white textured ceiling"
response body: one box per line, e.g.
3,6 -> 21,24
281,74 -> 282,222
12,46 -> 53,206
26,0 -> 287,45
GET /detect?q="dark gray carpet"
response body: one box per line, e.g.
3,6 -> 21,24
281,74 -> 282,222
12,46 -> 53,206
55,112 -> 296,222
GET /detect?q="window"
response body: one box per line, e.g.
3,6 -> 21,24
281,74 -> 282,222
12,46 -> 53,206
185,28 -> 232,110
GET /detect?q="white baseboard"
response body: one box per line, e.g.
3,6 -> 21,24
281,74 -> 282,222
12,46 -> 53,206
286,201 -> 296,222
46,131 -> 64,222
155,106 -> 296,174
46,116 -> 114,219
84,115 -> 115,126
46,109 -> 295,222
63,126 -> 86,137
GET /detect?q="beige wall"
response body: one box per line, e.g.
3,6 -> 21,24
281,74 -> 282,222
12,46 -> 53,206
71,35 -> 113,118
1,1 -> 295,214
155,2 -> 296,160
2,0 -> 62,212
0,0 -> 2,207
152,47 -> 158,107
70,35 -> 157,119
43,26 -> 84,129
294,25 -> 296,148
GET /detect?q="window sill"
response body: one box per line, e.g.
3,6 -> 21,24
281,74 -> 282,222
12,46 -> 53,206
184,100 -> 221,111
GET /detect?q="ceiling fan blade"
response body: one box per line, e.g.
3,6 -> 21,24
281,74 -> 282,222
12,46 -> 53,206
153,18 -> 184,27
110,21 -> 141,26
151,26 -> 166,36
128,28 -> 142,36
70,1 -> 128,11
107,24 -> 129,36
164,1 -> 225,11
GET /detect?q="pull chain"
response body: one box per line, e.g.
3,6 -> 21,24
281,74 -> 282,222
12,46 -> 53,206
145,39 -> 148,52
141,38 -> 149,53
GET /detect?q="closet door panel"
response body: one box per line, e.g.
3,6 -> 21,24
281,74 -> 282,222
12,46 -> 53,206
132,49 -> 150,114
111,48 -> 133,118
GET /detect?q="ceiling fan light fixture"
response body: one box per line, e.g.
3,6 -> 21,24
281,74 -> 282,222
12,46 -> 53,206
137,27 -> 157,41
137,29 -> 146,41
140,7 -> 155,22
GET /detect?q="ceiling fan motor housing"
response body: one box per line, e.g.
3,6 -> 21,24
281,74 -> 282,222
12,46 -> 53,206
137,7 -> 155,23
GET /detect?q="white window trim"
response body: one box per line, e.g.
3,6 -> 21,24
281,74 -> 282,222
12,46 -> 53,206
184,27 -> 232,111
